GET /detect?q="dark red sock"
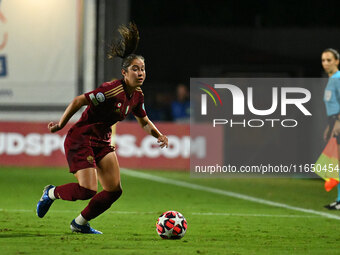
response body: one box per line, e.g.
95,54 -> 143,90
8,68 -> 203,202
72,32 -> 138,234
81,189 -> 122,221
54,183 -> 96,201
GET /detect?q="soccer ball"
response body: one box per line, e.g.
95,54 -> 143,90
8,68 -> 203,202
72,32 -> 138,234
156,210 -> 187,239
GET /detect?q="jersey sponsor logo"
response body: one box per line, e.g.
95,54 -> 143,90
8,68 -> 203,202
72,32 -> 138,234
96,92 -> 105,102
89,93 -> 99,106
325,90 -> 332,101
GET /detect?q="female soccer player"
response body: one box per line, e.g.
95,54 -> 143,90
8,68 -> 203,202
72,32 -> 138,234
36,23 -> 168,233
321,48 -> 340,210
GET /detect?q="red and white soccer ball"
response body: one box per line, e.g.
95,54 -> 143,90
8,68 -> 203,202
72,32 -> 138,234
156,210 -> 187,239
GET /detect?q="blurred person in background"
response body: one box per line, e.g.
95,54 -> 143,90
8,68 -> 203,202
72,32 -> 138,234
36,23 -> 168,234
171,83 -> 190,122
147,92 -> 173,121
321,48 -> 340,210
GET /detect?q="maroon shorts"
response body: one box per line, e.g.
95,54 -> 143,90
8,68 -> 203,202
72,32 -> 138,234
64,135 -> 115,174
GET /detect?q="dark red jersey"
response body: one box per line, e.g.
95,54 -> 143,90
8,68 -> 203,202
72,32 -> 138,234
68,79 -> 146,147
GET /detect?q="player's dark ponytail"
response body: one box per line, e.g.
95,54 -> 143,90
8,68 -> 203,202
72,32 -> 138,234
108,22 -> 144,70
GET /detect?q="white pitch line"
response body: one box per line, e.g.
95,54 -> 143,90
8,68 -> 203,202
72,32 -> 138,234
192,212 -> 318,218
121,168 -> 340,221
0,209 -> 318,219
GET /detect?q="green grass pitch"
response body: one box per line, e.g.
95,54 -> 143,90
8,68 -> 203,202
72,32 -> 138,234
1,167 -> 340,254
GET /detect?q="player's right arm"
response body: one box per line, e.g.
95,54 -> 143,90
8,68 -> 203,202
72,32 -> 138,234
48,95 -> 89,133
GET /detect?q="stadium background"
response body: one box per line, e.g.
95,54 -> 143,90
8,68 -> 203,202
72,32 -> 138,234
1,0 -> 339,169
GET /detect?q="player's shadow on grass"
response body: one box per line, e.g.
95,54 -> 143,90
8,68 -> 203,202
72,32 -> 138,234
0,233 -> 66,238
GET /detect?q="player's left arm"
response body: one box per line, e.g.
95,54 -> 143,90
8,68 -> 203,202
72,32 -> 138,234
135,115 -> 168,148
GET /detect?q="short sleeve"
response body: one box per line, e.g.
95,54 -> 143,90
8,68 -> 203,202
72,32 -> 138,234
132,93 -> 147,118
84,84 -> 108,107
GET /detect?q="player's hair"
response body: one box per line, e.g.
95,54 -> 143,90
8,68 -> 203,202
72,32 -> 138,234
323,48 -> 340,60
107,22 -> 144,71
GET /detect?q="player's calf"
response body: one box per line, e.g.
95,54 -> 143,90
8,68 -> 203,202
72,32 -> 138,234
54,183 -> 97,201
81,189 -> 123,221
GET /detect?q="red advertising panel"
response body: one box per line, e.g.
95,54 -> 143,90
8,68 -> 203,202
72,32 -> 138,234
0,122 -> 72,167
0,121 -> 222,170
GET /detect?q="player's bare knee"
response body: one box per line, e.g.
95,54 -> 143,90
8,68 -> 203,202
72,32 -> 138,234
104,180 -> 122,193
111,185 -> 122,193
106,186 -> 122,198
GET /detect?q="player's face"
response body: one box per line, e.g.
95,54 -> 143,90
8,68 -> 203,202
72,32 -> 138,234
322,52 -> 339,76
122,58 -> 146,88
